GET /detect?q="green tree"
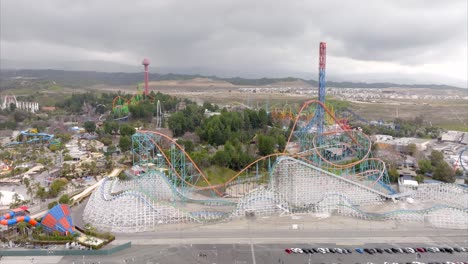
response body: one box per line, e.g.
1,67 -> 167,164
168,112 -> 186,137
212,150 -> 231,167
257,135 -> 275,156
49,179 -> 68,198
406,143 -> 417,156
35,185 -> 47,200
100,135 -> 113,146
23,177 -> 30,188
433,161 -> 455,183
9,103 -> 16,112
58,194 -> 70,204
83,121 -> 96,133
55,133 -> 72,144
104,121 -> 119,135
14,110 -> 29,122
119,124 -> 136,137
430,150 -> 445,167
388,167 -> 400,183
418,159 -> 433,175
415,174 -> 425,183
119,136 -> 132,152
258,109 -> 268,128
48,201 -> 59,209
17,221 -> 28,237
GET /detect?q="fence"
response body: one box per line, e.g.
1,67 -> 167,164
0,242 -> 131,256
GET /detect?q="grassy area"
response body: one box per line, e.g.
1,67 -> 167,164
199,165 -> 238,186
438,124 -> 468,132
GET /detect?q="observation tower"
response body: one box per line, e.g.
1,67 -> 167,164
142,58 -> 150,95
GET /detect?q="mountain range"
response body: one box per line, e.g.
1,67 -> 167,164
0,59 -> 463,90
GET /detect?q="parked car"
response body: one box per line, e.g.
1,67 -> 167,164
374,248 -> 383,254
425,247 -> 437,253
444,247 -> 454,253
404,247 -> 415,253
384,248 -> 393,254
415,247 -> 426,253
355,248 -> 364,254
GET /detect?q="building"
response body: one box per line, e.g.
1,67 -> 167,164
372,135 -> 432,153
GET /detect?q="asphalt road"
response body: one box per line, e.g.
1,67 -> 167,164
52,242 -> 466,264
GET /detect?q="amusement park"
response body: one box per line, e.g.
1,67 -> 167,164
80,43 -> 467,234
0,44 -> 466,263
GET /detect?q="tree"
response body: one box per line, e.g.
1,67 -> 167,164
49,179 -> 68,198
84,121 -> 96,133
406,143 -> 417,156
17,221 -> 28,237
14,110 -> 28,122
100,135 -> 113,146
257,135 -> 275,156
119,124 -> 136,137
388,167 -> 399,183
12,193 -> 21,204
35,185 -> 47,200
58,194 -> 70,204
48,201 -> 59,209
104,121 -> 119,135
418,159 -> 433,175
105,156 -> 114,169
119,136 -> 132,152
430,150 -> 445,167
168,112 -> 185,137
23,177 -> 30,188
415,174 -> 425,183
433,161 -> 455,183
212,150 -> 231,167
9,102 -> 16,112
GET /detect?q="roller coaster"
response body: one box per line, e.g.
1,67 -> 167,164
83,99 -> 468,232
83,43 -> 467,232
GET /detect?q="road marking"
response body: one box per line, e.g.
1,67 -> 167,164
250,242 -> 256,264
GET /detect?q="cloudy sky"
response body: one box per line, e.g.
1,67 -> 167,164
1,0 -> 467,87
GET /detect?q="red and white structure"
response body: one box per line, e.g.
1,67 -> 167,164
142,58 -> 150,95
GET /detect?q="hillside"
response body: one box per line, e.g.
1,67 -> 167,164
0,69 -> 463,91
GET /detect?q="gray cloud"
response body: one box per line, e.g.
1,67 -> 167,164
1,0 -> 466,87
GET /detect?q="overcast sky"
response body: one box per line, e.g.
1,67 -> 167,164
1,0 -> 467,87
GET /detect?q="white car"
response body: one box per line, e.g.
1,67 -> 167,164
405,247 -> 415,253
291,248 -> 303,254
317,248 -> 326,254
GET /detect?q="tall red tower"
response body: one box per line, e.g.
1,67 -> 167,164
142,58 -> 150,95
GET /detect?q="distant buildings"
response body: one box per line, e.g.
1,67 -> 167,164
372,135 -> 431,153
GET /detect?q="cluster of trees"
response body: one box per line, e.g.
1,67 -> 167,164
361,116 -> 442,139
168,104 -> 205,137
170,106 -> 286,171
417,150 -> 456,183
